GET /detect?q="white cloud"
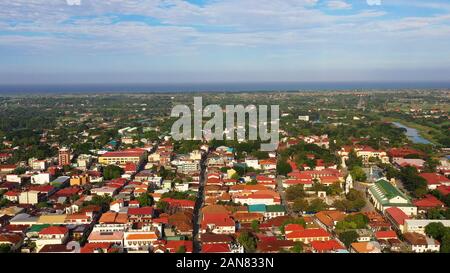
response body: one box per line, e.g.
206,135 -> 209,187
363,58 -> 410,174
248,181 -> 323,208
367,0 -> 382,6
66,0 -> 81,6
327,1 -> 352,10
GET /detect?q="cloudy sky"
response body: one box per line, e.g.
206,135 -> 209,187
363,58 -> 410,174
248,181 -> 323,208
1,0 -> 450,84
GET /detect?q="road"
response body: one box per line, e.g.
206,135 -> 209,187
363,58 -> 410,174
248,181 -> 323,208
353,181 -> 375,213
276,176 -> 292,215
192,150 -> 208,253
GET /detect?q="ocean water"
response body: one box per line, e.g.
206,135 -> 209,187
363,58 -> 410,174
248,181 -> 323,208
0,81 -> 449,94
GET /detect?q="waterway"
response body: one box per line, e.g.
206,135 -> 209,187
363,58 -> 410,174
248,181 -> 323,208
392,122 -> 432,144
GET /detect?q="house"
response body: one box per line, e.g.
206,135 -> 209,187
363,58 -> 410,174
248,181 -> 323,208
70,174 -> 90,186
30,173 -> 51,185
413,194 -> 445,213
368,179 -> 417,216
356,229 -> 373,242
350,241 -> 382,253
384,207 -> 410,233
38,244 -> 72,253
315,210 -> 345,230
18,190 -> 43,205
65,213 -> 93,225
93,212 -> 129,232
81,242 -> 119,253
168,211 -> 194,235
91,186 -> 117,197
164,240 -> 193,253
123,231 -> 159,252
201,233 -> 234,245
127,207 -> 154,223
162,198 -> 195,210
110,199 -> 124,212
257,239 -> 295,253
0,233 -> 23,252
3,191 -> 20,202
285,228 -> 330,244
264,205 -> 286,219
310,239 -> 346,253
392,158 -> 425,171
36,226 -> 69,251
259,159 -> 277,171
403,232 -> 440,253
88,231 -> 124,248
201,212 -> 235,235
284,224 -> 305,234
419,173 -> 450,190
245,157 -> 261,170
375,230 -> 398,241
201,243 -> 232,253
256,175 -> 276,189
232,189 -> 281,206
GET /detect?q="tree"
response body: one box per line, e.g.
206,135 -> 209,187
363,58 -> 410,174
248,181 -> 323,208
0,244 -> 11,253
103,165 -> 123,180
251,220 -> 260,232
350,166 -> 367,182
136,193 -> 153,207
237,231 -> 257,253
0,198 -> 11,208
286,185 -> 306,201
292,242 -> 303,253
276,159 -> 292,176
425,222 -> 446,241
336,214 -> 368,230
307,198 -> 328,213
156,200 -> 169,213
176,245 -> 186,253
339,230 -> 358,248
292,198 -> 309,213
346,150 -> 363,169
83,195 -> 112,212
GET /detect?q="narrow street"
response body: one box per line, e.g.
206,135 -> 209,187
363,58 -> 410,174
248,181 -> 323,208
276,176 -> 292,215
192,150 -> 208,253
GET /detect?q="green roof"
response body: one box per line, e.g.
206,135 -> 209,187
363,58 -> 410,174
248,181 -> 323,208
27,224 -> 51,233
369,179 -> 411,206
248,204 -> 266,212
265,205 -> 286,213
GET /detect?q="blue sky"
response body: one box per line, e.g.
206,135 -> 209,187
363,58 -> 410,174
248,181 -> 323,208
1,0 -> 450,84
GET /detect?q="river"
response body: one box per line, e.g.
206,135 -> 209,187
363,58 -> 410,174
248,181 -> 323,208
392,122 -> 432,144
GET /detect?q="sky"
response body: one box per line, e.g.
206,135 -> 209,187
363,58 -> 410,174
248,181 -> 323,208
1,0 -> 450,84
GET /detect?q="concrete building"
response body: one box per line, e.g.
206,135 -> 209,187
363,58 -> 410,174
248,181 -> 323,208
58,147 -> 71,166
368,179 -> 417,216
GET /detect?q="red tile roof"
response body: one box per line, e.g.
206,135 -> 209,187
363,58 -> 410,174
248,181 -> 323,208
39,226 -> 68,235
285,228 -> 330,240
311,239 -> 345,252
419,173 -> 450,185
413,194 -> 445,208
201,243 -> 231,253
385,207 -> 409,226
165,240 -> 193,253
375,230 -> 398,240
128,206 -> 154,216
437,185 -> 450,196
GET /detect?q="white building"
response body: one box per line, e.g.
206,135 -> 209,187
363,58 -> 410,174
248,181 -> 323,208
404,219 -> 450,235
31,173 -> 51,185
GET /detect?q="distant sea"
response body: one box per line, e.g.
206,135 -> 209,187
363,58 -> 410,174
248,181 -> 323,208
0,82 -> 449,94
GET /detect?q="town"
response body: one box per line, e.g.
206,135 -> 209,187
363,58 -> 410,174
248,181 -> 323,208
0,90 -> 449,254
